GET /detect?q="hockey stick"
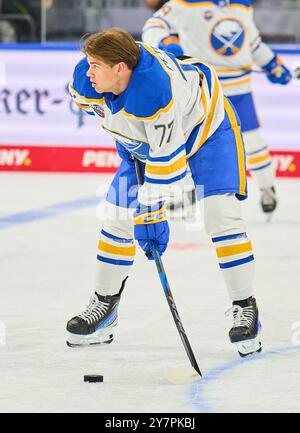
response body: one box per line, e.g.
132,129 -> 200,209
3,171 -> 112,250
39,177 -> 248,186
210,63 -> 300,83
219,65 -> 300,85
134,158 -> 202,384
178,55 -> 300,82
240,65 -> 300,80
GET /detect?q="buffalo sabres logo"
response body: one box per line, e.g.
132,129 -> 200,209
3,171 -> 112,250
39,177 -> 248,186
210,18 -> 245,56
91,104 -> 105,118
118,139 -> 148,160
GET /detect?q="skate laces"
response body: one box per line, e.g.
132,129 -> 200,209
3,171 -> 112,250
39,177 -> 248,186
226,305 -> 255,328
79,294 -> 110,325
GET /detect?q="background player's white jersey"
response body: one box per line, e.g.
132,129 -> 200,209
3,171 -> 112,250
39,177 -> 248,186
142,0 -> 275,96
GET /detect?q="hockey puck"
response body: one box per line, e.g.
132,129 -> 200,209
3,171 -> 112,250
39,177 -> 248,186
84,375 -> 104,383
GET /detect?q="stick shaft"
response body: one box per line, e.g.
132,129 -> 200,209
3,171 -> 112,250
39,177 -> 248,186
134,158 -> 202,377
151,243 -> 201,375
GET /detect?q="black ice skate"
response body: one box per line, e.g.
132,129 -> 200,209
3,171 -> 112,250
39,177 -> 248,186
260,186 -> 277,221
227,297 -> 262,357
66,285 -> 124,347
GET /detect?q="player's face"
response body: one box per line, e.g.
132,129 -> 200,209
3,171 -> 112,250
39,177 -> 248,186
86,55 -> 120,94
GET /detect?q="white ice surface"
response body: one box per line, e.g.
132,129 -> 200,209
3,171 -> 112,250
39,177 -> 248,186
1,173 -> 300,413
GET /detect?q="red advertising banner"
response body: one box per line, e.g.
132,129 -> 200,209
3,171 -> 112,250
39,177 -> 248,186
1,145 -> 300,177
270,150 -> 300,177
0,145 -> 121,173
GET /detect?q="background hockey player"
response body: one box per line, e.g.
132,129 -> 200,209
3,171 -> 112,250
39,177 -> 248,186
145,0 -> 197,217
142,0 -> 292,218
66,28 -> 261,357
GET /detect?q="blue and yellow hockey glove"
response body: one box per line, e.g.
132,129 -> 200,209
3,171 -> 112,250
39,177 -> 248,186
134,202 -> 169,259
158,36 -> 184,58
116,141 -> 133,162
263,55 -> 292,85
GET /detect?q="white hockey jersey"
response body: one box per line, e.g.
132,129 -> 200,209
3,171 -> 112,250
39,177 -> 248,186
142,0 -> 275,96
69,43 -> 225,205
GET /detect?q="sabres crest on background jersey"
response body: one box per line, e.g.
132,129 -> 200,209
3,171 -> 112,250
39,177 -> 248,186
142,0 -> 275,96
210,18 -> 245,56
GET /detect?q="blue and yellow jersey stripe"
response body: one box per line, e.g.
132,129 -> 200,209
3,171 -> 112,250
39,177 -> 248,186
216,240 -> 252,259
122,98 -> 174,121
144,144 -> 187,185
174,0 -> 252,11
212,232 -> 254,269
247,146 -> 272,172
223,97 -> 247,197
69,83 -> 105,105
143,16 -> 170,31
97,230 -> 136,267
180,58 -> 222,158
146,154 -> 186,176
220,76 -> 251,88
98,240 -> 136,257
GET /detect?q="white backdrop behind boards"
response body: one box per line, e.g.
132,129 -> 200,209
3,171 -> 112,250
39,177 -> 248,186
0,47 -> 299,150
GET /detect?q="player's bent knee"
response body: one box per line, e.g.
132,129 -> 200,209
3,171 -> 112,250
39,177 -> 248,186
203,194 -> 246,238
97,201 -> 134,239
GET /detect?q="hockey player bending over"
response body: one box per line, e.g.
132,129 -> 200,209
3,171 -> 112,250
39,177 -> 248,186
66,28 -> 261,357
142,0 -> 292,218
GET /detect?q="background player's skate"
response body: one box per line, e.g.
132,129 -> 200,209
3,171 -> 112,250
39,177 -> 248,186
245,131 -> 278,221
260,186 -> 277,222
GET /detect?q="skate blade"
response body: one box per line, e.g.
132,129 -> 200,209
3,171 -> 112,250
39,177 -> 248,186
235,337 -> 262,357
266,212 -> 275,223
164,367 -> 202,385
66,331 -> 113,348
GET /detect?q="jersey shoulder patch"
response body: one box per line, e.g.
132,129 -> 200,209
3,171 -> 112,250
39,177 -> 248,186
123,45 -> 173,120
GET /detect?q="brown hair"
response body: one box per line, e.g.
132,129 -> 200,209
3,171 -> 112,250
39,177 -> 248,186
82,28 -> 140,70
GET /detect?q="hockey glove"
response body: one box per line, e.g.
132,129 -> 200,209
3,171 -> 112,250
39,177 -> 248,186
159,36 -> 184,58
134,202 -> 169,259
263,55 -> 292,85
116,141 -> 133,162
